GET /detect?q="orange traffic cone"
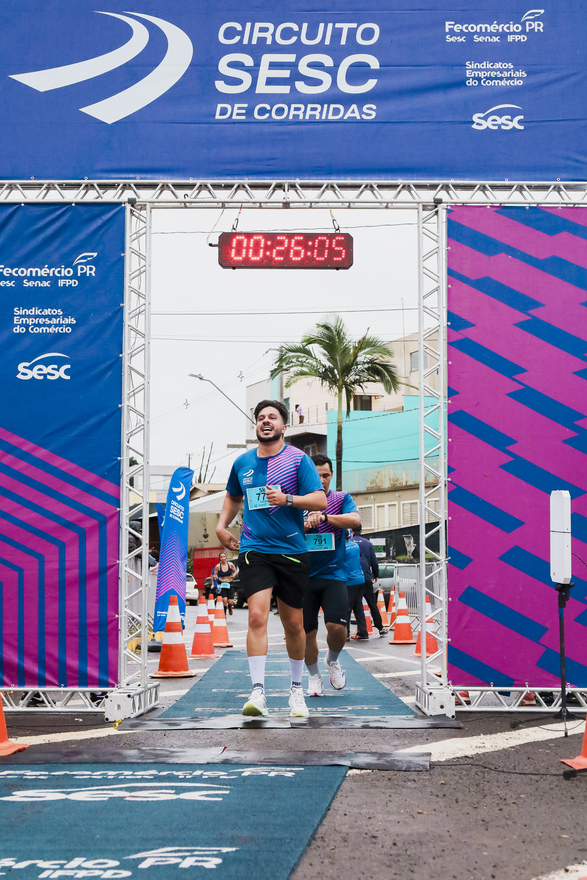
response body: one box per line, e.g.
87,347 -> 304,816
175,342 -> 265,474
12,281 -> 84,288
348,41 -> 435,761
212,596 -> 233,648
0,698 -> 28,757
388,588 -> 398,628
389,591 -> 416,644
377,589 -> 390,629
387,586 -> 394,616
412,596 -> 439,657
190,594 -> 218,658
150,595 -> 197,678
363,597 -> 374,634
207,595 -> 216,626
561,718 -> 587,771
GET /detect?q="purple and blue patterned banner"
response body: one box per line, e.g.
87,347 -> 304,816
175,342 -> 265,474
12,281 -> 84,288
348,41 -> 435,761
447,206 -> 587,688
0,204 -> 124,688
153,467 -> 194,632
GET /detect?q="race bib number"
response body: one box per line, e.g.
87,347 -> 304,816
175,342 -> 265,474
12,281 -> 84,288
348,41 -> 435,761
246,485 -> 280,510
306,532 -> 335,552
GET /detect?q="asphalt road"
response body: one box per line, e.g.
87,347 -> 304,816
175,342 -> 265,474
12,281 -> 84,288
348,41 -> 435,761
6,603 -> 587,880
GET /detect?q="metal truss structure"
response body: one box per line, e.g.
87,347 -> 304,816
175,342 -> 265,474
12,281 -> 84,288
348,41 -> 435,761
3,178 -> 585,716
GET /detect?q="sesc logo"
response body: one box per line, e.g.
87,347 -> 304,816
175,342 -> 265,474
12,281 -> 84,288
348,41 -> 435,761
472,104 -> 524,131
17,352 -> 71,381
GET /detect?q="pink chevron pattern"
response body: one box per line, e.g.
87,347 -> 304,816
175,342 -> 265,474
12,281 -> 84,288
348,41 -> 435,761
447,206 -> 587,689
267,445 -> 305,515
0,426 -> 119,688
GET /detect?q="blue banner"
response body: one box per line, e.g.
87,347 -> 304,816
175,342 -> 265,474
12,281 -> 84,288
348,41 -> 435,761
0,2 -> 585,181
0,204 -> 124,688
153,467 -> 194,632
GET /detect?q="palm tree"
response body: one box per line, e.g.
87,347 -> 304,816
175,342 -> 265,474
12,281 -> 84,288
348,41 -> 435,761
270,317 -> 400,490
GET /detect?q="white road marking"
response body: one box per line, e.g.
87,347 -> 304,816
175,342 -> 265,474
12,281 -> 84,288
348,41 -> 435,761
374,670 -> 434,679
397,722 -> 578,762
531,863 -> 587,880
11,727 -> 129,746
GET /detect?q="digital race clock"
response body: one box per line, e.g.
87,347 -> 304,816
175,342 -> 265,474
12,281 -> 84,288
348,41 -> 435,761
218,232 -> 353,269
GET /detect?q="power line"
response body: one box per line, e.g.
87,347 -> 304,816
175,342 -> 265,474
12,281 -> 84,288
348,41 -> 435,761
152,306 -> 417,316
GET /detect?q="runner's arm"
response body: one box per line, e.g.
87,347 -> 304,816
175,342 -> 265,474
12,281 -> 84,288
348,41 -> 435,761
265,486 -> 327,511
216,492 -> 242,551
306,510 -> 360,529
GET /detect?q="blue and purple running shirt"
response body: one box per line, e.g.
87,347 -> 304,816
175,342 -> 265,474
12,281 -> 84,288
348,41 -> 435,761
307,490 -> 359,581
226,444 -> 323,554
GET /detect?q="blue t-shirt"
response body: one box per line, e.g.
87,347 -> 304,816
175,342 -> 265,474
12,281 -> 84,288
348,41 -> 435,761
226,444 -> 323,554
307,490 -> 358,581
345,538 -> 365,586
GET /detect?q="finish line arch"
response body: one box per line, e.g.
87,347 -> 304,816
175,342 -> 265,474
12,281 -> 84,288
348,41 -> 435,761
1,181 -> 586,716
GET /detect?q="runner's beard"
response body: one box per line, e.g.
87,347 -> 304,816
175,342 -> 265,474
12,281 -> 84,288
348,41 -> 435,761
256,426 -> 282,444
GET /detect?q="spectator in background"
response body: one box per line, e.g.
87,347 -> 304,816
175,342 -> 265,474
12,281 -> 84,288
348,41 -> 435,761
345,529 -> 368,640
351,524 -> 388,637
295,403 -> 304,424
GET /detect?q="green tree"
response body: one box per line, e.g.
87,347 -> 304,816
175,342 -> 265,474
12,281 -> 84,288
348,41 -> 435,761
271,317 -> 400,490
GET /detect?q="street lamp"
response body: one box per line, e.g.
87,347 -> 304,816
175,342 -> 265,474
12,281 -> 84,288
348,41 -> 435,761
189,373 -> 254,424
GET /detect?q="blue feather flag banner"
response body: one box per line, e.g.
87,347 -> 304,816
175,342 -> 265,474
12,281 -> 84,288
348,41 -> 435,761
153,467 -> 193,632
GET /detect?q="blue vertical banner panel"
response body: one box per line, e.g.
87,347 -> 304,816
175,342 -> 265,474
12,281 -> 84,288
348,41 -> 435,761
0,2 -> 585,181
0,204 -> 124,688
154,467 -> 194,632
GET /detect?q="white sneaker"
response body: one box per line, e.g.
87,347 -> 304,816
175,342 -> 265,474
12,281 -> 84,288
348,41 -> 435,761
289,687 -> 309,717
306,674 -> 324,697
242,687 -> 268,717
325,657 -> 346,690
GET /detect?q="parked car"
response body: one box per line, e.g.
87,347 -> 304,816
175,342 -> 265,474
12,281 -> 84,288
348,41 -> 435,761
375,562 -> 396,607
185,573 -> 199,605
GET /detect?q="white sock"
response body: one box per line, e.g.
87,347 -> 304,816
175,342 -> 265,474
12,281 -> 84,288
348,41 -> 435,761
289,658 -> 304,689
248,655 -> 266,691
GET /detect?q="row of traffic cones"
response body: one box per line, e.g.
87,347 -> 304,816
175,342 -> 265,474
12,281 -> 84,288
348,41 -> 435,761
352,587 -> 438,655
150,592 -> 233,678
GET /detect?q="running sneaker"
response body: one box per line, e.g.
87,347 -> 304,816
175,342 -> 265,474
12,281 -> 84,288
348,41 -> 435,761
324,657 -> 346,690
242,687 -> 268,717
351,634 -> 369,640
289,687 -> 310,717
306,674 -> 324,697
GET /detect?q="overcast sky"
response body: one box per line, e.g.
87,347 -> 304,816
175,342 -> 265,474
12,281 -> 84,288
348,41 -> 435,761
149,206 -> 420,482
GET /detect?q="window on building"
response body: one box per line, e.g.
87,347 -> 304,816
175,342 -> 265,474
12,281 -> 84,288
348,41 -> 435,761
425,498 -> 440,523
401,501 -> 419,526
353,394 -> 372,411
410,350 -> 429,372
357,504 -> 374,529
304,443 -> 318,457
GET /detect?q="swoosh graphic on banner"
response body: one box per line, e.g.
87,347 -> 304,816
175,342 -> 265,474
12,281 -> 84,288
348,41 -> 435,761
9,12 -> 150,91
81,12 -> 193,123
172,483 -> 186,500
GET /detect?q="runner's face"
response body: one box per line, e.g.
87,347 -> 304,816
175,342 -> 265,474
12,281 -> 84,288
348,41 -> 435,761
255,407 -> 286,444
316,463 -> 333,493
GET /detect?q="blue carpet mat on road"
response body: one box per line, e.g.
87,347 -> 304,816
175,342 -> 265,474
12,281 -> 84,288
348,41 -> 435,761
0,763 -> 346,879
162,648 -> 414,718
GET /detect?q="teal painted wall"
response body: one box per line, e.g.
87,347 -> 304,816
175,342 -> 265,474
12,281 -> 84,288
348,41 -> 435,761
326,396 -> 439,490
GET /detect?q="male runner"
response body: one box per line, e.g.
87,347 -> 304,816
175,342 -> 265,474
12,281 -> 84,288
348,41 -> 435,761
216,399 -> 326,718
304,454 -> 361,696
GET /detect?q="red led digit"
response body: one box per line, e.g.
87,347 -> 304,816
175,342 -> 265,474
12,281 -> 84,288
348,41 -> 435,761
231,234 -> 248,262
273,235 -> 288,263
332,234 -> 346,262
289,235 -> 305,262
249,234 -> 265,262
314,236 -> 329,262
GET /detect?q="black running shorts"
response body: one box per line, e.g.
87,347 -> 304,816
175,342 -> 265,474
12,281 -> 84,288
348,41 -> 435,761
303,577 -> 349,632
238,550 -> 310,609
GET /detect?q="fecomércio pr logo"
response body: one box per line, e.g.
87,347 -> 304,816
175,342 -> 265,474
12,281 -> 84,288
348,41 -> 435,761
472,105 -> 524,131
9,11 -> 193,124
